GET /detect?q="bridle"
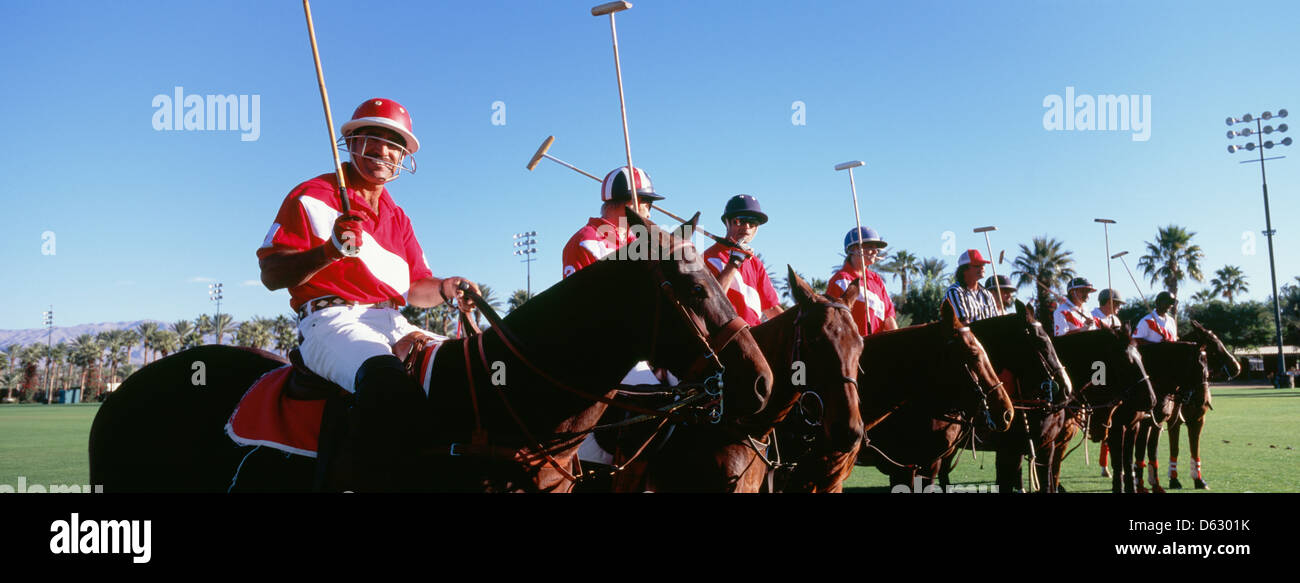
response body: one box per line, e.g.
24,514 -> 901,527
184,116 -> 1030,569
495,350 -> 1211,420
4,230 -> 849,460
444,249 -> 757,486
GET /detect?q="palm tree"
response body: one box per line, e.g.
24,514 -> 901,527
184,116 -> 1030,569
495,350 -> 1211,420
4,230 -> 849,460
196,314 -> 213,345
71,334 -> 101,397
273,314 -> 299,355
1191,289 -> 1218,304
213,313 -> 234,345
153,330 -> 181,358
1011,236 -> 1077,328
118,329 -> 140,366
1209,265 -> 1249,305
507,289 -> 533,313
136,322 -> 158,365
918,257 -> 950,285
1136,225 -> 1205,299
171,320 -> 195,351
879,249 -> 921,298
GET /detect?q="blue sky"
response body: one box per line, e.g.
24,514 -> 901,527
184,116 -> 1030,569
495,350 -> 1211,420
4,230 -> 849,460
2,0 -> 1297,330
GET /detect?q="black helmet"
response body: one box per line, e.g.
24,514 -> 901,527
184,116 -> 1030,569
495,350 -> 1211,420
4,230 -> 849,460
721,194 -> 768,225
1155,291 -> 1177,307
983,274 -> 1014,291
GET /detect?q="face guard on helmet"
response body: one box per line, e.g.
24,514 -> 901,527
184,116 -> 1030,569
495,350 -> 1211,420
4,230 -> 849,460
337,98 -> 419,181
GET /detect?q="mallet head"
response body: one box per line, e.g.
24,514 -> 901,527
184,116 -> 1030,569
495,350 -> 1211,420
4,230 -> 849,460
527,135 -> 555,171
834,160 -> 866,171
591,1 -> 631,16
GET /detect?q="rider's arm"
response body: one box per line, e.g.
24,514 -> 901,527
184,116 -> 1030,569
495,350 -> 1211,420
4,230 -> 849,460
259,246 -> 336,291
883,316 -> 899,331
408,276 -> 480,310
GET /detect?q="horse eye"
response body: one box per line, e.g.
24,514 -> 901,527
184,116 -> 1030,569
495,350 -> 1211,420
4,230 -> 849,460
692,284 -> 707,298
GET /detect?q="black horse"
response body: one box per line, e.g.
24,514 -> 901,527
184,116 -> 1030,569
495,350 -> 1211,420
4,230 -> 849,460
936,301 -> 1074,493
1050,326 -> 1159,493
89,212 -> 774,492
1134,340 -> 1208,493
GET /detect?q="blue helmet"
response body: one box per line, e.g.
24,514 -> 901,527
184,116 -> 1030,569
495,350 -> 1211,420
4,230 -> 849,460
844,226 -> 887,252
721,194 -> 768,225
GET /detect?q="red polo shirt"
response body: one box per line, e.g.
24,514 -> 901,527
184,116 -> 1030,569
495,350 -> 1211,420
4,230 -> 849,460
561,217 -> 632,278
826,267 -> 895,336
701,243 -> 780,327
256,172 -> 433,311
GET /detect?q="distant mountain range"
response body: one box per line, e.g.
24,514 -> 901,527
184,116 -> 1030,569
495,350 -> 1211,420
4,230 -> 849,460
0,320 -> 218,365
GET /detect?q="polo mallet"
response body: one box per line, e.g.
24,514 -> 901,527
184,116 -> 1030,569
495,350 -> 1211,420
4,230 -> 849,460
1095,218 -> 1117,314
835,160 -> 870,335
526,136 -> 752,256
302,0 -> 349,213
1112,251 -> 1149,305
974,226 -> 1004,313
592,1 -> 639,209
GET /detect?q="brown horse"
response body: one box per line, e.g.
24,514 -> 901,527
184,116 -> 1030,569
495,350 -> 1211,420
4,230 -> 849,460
936,301 -> 1074,493
855,301 -> 1016,490
1050,326 -> 1159,493
602,268 -> 863,493
89,211 -> 774,492
1167,321 -> 1240,489
1134,341 -> 1207,493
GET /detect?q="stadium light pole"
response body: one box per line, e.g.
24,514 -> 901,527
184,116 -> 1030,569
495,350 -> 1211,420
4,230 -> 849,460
209,282 -> 223,345
513,231 -> 538,299
1095,218 -> 1116,313
1227,108 -> 1291,387
43,306 -> 53,404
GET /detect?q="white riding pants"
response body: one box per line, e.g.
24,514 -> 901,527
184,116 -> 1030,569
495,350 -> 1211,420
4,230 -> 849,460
298,305 -> 444,393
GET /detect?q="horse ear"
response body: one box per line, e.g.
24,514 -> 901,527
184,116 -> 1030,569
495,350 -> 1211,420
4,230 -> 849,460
625,206 -> 671,250
788,265 -> 816,306
1191,319 -> 1205,331
670,211 -> 700,241
1016,299 -> 1031,320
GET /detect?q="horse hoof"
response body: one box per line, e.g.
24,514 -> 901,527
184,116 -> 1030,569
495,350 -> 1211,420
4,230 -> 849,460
1194,478 -> 1210,490
1101,467 -> 1110,478
1168,477 -> 1183,489
1136,485 -> 1148,494
1152,484 -> 1166,494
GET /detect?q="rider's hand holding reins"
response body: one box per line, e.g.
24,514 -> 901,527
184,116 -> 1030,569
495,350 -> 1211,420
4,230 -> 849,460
440,277 -> 479,312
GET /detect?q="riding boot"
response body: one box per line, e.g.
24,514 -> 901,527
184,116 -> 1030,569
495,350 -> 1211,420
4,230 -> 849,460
351,354 -> 432,492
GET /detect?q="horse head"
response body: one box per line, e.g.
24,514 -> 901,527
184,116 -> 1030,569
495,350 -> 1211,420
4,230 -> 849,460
784,266 -> 864,454
1186,320 -> 1241,381
1056,325 -> 1156,418
1139,341 -> 1209,421
969,300 -> 1074,407
936,300 -> 1015,432
623,208 -> 774,419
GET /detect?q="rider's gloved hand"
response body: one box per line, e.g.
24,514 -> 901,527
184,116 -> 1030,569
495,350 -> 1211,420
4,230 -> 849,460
327,211 -> 365,259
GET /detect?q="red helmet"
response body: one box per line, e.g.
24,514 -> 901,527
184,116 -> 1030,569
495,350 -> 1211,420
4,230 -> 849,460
341,98 -> 420,154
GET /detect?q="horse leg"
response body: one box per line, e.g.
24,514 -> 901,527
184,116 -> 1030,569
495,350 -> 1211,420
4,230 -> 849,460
995,445 -> 1023,493
938,455 -> 953,488
1188,413 -> 1209,490
1133,422 -> 1149,493
1144,422 -> 1165,493
1122,424 -> 1137,494
1107,428 -> 1123,494
1167,413 -> 1183,489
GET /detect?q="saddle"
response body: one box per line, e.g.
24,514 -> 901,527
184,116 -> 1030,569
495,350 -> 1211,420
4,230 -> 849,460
225,337 -> 443,459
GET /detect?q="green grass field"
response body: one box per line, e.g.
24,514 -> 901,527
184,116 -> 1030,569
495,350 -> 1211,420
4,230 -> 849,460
0,385 -> 1295,492
843,384 -> 1300,493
